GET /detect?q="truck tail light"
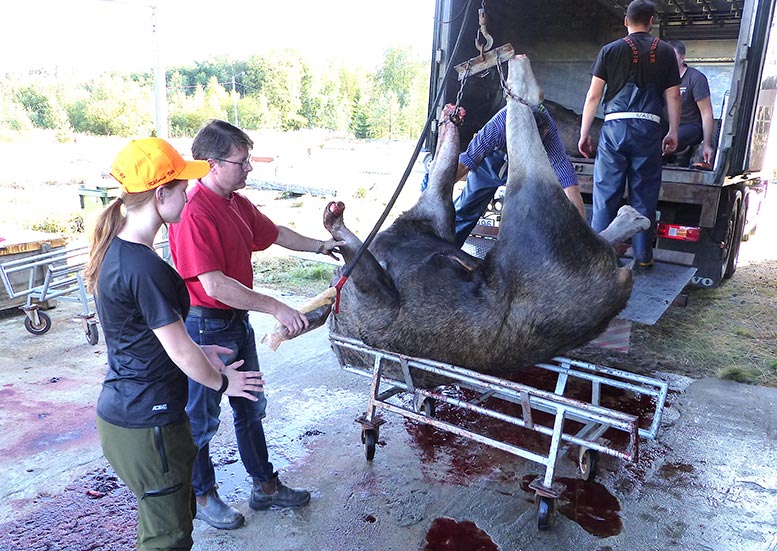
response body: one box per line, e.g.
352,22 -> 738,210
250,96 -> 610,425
657,223 -> 701,242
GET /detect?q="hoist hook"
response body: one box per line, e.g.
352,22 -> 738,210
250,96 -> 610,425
475,7 -> 494,56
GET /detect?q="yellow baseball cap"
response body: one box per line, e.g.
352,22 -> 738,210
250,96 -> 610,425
110,137 -> 210,193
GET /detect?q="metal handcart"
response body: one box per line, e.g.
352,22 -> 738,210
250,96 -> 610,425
0,244 -> 99,345
0,240 -> 172,346
330,332 -> 668,530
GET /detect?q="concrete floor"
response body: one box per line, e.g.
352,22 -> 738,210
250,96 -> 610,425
1,299 -> 776,551
188,319 -> 777,551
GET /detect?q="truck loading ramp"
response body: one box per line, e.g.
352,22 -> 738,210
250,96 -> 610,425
618,261 -> 697,325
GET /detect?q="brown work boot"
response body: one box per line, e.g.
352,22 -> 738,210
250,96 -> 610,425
249,472 -> 311,510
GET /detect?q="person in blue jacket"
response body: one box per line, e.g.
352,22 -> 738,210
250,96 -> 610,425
424,103 -> 586,248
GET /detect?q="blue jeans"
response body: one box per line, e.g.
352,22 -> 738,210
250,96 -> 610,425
184,313 -> 273,496
452,151 -> 507,247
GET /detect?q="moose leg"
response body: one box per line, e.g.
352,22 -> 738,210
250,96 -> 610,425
598,205 -> 651,246
490,55 -> 564,265
324,201 -> 399,311
398,105 -> 463,243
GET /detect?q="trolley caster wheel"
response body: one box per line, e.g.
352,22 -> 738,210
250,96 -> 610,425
362,429 -> 377,461
578,447 -> 599,481
360,426 -> 379,443
414,395 -> 436,417
85,322 -> 99,346
536,495 -> 555,531
24,311 -> 52,335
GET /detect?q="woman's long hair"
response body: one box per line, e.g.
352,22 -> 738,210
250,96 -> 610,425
83,188 -> 156,294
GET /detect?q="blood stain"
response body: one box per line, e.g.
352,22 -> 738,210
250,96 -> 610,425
424,517 -> 498,551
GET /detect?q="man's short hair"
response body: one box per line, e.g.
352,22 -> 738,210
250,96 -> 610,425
626,0 -> 656,26
192,119 -> 254,161
667,40 -> 686,56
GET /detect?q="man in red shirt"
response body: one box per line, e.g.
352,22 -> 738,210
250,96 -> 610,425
169,119 -> 340,529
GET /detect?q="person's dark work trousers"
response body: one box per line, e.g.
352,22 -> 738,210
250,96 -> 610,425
453,150 -> 507,247
661,121 -> 703,153
97,416 -> 197,551
184,313 -> 273,497
591,118 -> 663,263
677,123 -> 703,152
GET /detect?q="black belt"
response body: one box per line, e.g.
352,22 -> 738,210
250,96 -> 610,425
188,305 -> 248,320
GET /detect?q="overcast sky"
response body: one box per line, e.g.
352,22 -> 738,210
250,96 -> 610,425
2,0 -> 436,75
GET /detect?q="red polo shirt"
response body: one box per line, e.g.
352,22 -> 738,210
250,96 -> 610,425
168,180 -> 279,309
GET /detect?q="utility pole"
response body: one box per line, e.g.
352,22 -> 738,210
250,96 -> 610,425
100,0 -> 167,138
232,73 -> 239,127
151,4 -> 168,138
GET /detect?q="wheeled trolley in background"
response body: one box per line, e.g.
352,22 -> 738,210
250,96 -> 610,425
330,332 -> 668,530
0,245 -> 99,345
0,241 -> 171,346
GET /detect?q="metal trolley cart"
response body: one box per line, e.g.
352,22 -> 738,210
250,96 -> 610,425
330,333 -> 668,530
0,245 -> 99,345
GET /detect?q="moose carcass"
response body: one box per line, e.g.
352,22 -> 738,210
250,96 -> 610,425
324,55 -> 647,379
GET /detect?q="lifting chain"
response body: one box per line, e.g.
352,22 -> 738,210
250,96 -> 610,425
496,58 -> 529,106
475,0 -> 494,57
449,61 -> 471,124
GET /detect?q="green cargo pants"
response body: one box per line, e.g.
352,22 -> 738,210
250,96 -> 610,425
97,416 -> 198,551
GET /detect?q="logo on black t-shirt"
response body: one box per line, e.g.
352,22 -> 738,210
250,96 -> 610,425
151,403 -> 169,412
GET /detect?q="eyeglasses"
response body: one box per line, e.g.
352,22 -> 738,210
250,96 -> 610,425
213,156 -> 252,168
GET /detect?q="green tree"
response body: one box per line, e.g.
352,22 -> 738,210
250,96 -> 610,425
168,78 -> 229,137
350,90 -> 372,139
369,47 -> 429,139
67,74 -> 153,136
16,85 -> 55,129
375,47 -> 416,108
0,44 -> 429,139
298,64 -> 321,128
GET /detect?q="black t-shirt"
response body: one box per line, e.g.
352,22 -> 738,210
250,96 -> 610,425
96,238 -> 190,428
591,32 -> 680,105
679,66 -> 711,127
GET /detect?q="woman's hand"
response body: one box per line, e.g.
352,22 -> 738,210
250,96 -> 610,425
223,362 -> 265,401
200,344 -> 237,373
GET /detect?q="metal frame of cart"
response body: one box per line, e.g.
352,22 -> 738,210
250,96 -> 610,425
330,333 -> 668,530
0,245 -> 99,345
0,241 -> 172,345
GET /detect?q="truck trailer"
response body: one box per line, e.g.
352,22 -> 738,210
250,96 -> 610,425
426,0 -> 776,290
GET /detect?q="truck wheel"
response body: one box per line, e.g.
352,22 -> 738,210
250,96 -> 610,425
740,195 -> 752,242
422,152 -> 434,172
710,186 -> 743,283
722,194 -> 745,280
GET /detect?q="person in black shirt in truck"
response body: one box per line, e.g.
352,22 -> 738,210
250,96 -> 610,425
666,39 -> 715,166
578,0 -> 681,269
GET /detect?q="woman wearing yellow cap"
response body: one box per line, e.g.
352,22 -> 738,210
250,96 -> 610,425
84,138 -> 265,550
